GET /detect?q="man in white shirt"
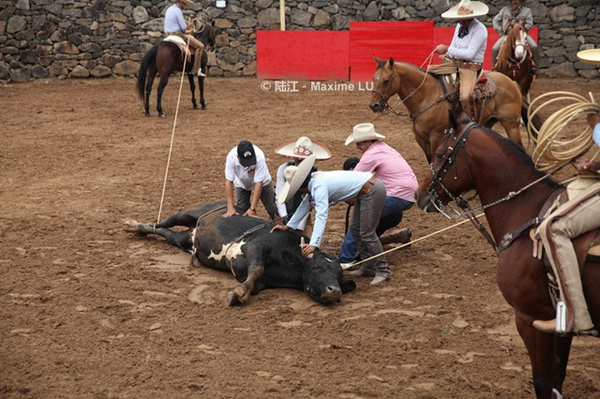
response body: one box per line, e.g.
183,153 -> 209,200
164,0 -> 206,77
434,0 -> 489,113
223,140 -> 278,220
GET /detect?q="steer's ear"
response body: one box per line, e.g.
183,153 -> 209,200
340,278 -> 357,293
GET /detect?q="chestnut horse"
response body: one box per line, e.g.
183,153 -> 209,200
136,23 -> 216,117
495,23 -> 535,97
369,57 -> 534,162
415,115 -> 600,399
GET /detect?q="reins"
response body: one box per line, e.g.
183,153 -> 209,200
343,213 -> 486,270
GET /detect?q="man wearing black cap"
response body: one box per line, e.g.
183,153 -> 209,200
223,140 -> 278,220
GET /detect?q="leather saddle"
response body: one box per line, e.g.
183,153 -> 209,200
164,35 -> 192,60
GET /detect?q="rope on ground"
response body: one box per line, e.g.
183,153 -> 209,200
526,91 -> 599,171
156,36 -> 191,225
342,213 -> 486,270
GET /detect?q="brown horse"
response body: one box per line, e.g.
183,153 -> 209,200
136,23 -> 216,117
369,57 -> 532,162
415,114 -> 600,399
495,23 -> 535,97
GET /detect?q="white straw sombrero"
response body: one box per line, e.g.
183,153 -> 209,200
275,137 -> 332,160
441,0 -> 489,20
278,155 -> 316,203
577,49 -> 600,64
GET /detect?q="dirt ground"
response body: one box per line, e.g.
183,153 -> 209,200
1,74 -> 599,399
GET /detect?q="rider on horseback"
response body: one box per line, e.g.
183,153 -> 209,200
533,104 -> 600,335
164,0 -> 206,77
491,0 -> 539,74
433,0 -> 489,116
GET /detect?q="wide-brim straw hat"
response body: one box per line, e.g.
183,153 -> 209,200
442,0 -> 489,20
345,123 -> 386,146
278,155 -> 316,204
275,137 -> 332,160
178,0 -> 195,10
577,49 -> 600,64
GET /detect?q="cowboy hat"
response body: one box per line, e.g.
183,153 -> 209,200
577,49 -> 600,64
176,0 -> 195,10
278,155 -> 316,204
275,137 -> 332,160
345,123 -> 386,146
442,0 -> 489,20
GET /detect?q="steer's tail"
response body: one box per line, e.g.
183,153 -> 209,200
136,45 -> 158,100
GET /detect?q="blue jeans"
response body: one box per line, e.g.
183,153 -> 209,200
338,196 -> 413,263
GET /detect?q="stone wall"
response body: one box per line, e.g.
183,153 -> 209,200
0,0 -> 598,82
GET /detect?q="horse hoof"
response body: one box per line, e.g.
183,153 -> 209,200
159,113 -> 165,118
201,105 -> 207,110
144,113 -> 150,117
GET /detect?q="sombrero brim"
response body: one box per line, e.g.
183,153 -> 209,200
577,49 -> 600,65
275,139 -> 332,160
182,0 -> 195,9
344,132 -> 386,146
278,155 -> 316,204
441,2 -> 489,20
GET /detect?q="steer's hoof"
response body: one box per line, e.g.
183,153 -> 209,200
226,291 -> 240,307
122,219 -> 149,236
123,219 -> 141,233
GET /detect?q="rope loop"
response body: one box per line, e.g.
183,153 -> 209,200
527,91 -> 599,171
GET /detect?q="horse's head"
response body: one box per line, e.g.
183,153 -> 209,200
416,111 -> 476,217
192,20 -> 216,50
369,56 -> 400,113
510,23 -> 528,62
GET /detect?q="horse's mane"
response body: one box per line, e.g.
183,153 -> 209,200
376,58 -> 427,74
496,23 -> 526,69
476,124 -> 562,190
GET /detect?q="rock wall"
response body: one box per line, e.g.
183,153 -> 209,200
0,0 -> 598,82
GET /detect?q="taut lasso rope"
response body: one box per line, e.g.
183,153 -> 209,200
527,91 -> 599,171
342,213 -> 485,270
156,33 -> 192,225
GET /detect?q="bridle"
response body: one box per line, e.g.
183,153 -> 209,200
424,122 -> 552,253
426,122 -> 478,221
508,28 -> 529,66
371,70 -> 405,115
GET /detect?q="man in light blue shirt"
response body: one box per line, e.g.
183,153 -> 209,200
272,155 -> 391,285
164,0 -> 206,77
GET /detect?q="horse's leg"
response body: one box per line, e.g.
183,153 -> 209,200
199,75 -> 206,110
188,73 -> 198,110
491,99 -> 524,147
156,74 -> 170,117
123,220 -> 194,253
144,71 -> 156,118
516,317 -> 572,398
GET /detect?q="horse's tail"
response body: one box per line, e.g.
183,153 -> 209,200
137,45 -> 158,100
521,95 -> 544,141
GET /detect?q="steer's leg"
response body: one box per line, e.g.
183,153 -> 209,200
123,220 -> 193,253
226,244 -> 268,306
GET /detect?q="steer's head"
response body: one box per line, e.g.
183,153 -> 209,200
302,251 -> 356,305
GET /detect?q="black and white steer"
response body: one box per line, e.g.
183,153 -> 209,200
124,200 -> 356,306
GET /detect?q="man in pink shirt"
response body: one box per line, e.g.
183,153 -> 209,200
339,123 -> 417,268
